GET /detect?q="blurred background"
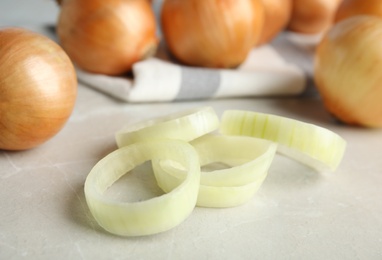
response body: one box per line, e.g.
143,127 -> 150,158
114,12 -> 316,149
0,0 -> 59,28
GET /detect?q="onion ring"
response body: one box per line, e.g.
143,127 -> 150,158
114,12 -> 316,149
84,140 -> 200,236
152,134 -> 277,207
220,110 -> 346,172
116,106 -> 219,147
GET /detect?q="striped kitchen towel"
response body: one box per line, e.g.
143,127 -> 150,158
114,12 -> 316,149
77,30 -> 321,102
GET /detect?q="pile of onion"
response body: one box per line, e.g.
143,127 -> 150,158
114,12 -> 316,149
288,0 -> 343,34
314,15 -> 382,127
56,0 -> 158,75
161,0 -> 264,68
84,107 -> 346,236
0,28 -> 77,150
335,0 -> 382,23
257,0 -> 293,45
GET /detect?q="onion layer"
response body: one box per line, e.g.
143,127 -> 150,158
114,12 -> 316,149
161,0 -> 264,68
0,28 -> 77,150
115,107 -> 219,147
314,15 -> 382,127
84,140 -> 200,237
152,134 -> 277,207
57,0 -> 158,75
220,110 -> 346,172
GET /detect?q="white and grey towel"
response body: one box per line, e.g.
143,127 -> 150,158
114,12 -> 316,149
77,31 -> 321,102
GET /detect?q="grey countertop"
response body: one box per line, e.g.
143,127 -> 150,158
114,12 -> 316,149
1,1 -> 382,259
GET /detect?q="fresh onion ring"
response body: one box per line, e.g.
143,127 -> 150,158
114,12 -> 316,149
84,140 -> 200,236
115,107 -> 219,147
220,110 -> 346,172
152,134 -> 277,207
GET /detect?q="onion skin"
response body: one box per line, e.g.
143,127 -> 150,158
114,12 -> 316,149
57,0 -> 158,75
257,0 -> 292,45
288,0 -> 343,34
0,28 -> 77,150
314,16 -> 382,127
161,0 -> 264,68
335,0 -> 382,23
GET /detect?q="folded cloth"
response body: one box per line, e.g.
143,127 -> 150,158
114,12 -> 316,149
77,30 -> 321,103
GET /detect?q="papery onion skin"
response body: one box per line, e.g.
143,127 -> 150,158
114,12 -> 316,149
0,28 -> 77,150
161,0 -> 264,68
314,16 -> 382,127
288,0 -> 343,34
335,0 -> 382,23
57,0 -> 158,76
257,0 -> 292,45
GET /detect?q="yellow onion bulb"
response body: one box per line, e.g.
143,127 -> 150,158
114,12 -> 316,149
314,15 -> 382,127
288,0 -> 343,34
0,28 -> 77,150
335,0 -> 382,23
161,0 -> 264,68
257,0 -> 293,45
57,0 -> 158,76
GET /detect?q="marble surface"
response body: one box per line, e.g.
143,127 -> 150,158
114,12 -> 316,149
1,1 -> 382,259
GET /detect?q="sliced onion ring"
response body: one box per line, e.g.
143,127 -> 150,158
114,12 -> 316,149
84,140 -> 200,236
116,106 -> 219,148
152,134 -> 277,208
192,134 -> 277,186
220,110 -> 346,172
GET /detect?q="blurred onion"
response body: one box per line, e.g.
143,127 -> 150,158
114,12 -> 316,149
257,0 -> 292,45
335,0 -> 382,23
57,0 -> 158,75
288,0 -> 343,34
314,15 -> 382,127
161,0 -> 264,68
0,28 -> 77,150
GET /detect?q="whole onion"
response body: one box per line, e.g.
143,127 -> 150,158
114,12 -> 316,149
257,0 -> 292,45
0,28 -> 77,150
161,0 -> 264,68
57,0 -> 158,75
335,0 -> 382,23
314,15 -> 382,127
288,0 -> 343,34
